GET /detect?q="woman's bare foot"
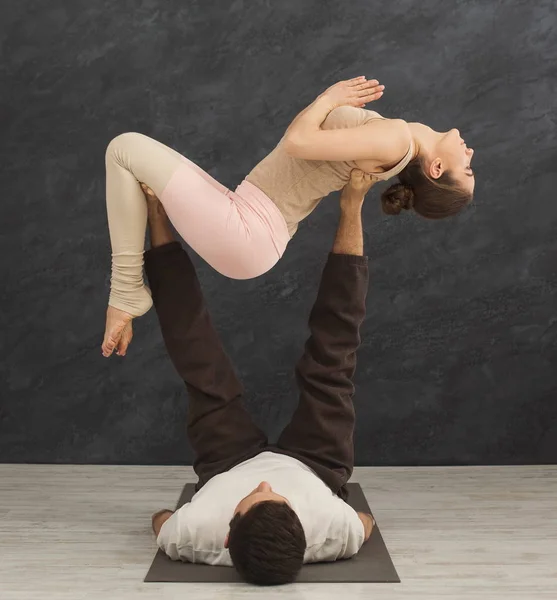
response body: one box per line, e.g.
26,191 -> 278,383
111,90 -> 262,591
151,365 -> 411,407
102,306 -> 134,357
102,183 -> 171,358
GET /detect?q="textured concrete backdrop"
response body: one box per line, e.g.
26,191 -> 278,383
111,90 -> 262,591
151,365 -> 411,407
1,0 -> 556,464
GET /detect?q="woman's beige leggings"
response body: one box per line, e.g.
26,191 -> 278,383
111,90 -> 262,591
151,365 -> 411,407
105,132 -> 290,317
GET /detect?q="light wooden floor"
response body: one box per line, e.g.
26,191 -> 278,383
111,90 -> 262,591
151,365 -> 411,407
0,465 -> 555,599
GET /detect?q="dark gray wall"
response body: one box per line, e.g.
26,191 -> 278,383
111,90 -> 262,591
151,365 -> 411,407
1,0 -> 556,465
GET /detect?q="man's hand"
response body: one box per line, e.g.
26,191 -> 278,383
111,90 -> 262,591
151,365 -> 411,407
347,169 -> 378,195
152,509 -> 174,536
340,169 -> 377,211
358,512 -> 375,542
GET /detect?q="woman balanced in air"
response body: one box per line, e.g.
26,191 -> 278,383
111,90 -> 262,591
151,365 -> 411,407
102,76 -> 475,357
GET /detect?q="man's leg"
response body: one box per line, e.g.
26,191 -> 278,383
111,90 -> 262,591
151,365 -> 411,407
275,175 -> 370,500
143,187 -> 267,489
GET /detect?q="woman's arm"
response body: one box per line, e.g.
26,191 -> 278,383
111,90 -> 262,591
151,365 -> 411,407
281,77 -> 410,164
283,99 -> 323,138
284,76 -> 381,139
284,102 -> 411,164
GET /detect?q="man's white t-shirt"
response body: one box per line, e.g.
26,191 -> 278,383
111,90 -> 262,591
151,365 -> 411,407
157,451 -> 365,566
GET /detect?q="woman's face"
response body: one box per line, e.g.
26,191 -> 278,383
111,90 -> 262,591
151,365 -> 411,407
431,128 -> 475,193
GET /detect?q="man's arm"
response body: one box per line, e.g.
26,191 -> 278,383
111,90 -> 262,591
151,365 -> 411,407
152,509 -> 174,536
152,508 -> 185,562
338,174 -> 376,547
358,512 -> 375,542
275,168 -> 377,495
334,169 -> 377,256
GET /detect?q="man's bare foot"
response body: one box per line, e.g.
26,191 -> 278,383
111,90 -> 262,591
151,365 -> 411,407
141,182 -> 165,212
140,183 -> 176,248
102,306 -> 134,357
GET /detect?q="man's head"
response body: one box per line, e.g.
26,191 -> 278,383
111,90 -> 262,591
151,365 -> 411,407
224,481 -> 306,585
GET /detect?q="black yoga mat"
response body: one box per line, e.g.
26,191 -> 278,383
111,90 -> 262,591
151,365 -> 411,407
145,482 -> 399,583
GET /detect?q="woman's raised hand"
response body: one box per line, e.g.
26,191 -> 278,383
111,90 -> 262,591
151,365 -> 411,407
319,76 -> 384,109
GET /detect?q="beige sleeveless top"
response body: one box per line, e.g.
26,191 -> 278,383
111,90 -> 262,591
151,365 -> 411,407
245,106 -> 414,237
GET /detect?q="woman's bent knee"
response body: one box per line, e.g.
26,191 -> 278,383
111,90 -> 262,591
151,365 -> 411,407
105,132 -> 143,161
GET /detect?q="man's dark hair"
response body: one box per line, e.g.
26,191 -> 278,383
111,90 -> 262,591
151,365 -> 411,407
228,501 -> 306,586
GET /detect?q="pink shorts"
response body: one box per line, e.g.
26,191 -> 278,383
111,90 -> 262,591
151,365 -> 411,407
161,162 -> 291,279
106,132 -> 291,317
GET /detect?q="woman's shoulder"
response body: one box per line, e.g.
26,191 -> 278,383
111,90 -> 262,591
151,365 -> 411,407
355,118 -> 413,174
321,106 -> 380,129
323,106 -> 401,131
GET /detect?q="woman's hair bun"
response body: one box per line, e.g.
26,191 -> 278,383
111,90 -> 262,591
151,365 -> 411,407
381,183 -> 415,216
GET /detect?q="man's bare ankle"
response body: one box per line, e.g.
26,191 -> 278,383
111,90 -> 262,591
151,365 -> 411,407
150,237 -> 175,249
147,203 -> 167,218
